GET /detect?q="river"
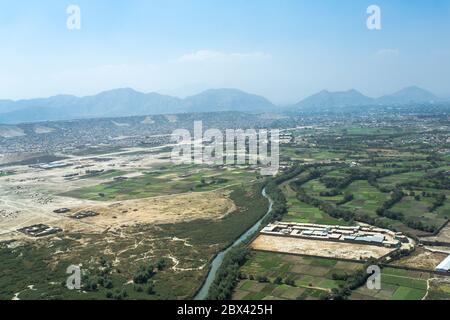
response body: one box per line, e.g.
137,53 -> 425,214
194,187 -> 274,300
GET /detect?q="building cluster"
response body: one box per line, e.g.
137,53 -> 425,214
261,222 -> 405,248
71,210 -> 98,220
18,224 -> 62,237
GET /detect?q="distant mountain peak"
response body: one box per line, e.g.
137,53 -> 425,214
376,86 -> 438,105
293,86 -> 442,111
295,89 -> 373,110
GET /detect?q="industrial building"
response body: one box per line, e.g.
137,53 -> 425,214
435,255 -> 450,273
261,222 -> 402,248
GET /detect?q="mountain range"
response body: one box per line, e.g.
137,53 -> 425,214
0,86 -> 445,124
293,86 -> 441,111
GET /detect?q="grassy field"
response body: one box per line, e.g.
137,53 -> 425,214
342,180 -> 388,217
302,179 -> 344,203
281,183 -> 351,226
78,169 -> 126,180
63,164 -> 258,201
281,146 -> 345,162
351,267 -> 429,300
341,127 -> 401,135
233,251 -> 363,300
377,171 -> 428,188
391,196 -> 449,229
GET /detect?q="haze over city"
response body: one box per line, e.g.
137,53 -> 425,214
1,0 -> 450,104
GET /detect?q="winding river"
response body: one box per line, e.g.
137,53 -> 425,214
194,187 -> 274,300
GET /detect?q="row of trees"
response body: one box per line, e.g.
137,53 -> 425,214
376,188 -> 405,216
207,246 -> 250,300
264,181 -> 287,221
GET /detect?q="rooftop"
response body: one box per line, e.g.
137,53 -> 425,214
436,255 -> 450,272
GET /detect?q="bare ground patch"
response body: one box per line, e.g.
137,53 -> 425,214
250,235 -> 393,261
392,247 -> 448,270
57,190 -> 236,232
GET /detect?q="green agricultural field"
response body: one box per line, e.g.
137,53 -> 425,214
342,180 -> 389,217
350,267 -> 429,300
377,171 -> 428,188
234,251 -> 363,300
342,127 -> 401,135
281,146 -> 345,162
391,196 -> 449,229
281,183 -> 351,226
302,179 -> 344,203
78,169 -> 126,180
62,164 -> 258,201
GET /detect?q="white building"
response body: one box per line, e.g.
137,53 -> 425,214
435,255 -> 450,273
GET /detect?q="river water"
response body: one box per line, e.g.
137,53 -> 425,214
194,187 -> 274,300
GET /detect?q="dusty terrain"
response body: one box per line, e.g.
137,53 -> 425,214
0,145 -> 233,241
422,223 -> 450,244
59,190 -> 236,232
251,234 -> 394,260
392,247 -> 448,270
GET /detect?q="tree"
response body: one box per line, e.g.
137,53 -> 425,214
156,259 -> 167,271
274,276 -> 283,285
146,282 -> 155,295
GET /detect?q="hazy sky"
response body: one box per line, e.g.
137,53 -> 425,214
1,0 -> 450,104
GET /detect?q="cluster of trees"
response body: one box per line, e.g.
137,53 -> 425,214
82,256 -> 114,292
106,289 -> 128,300
133,263 -> 156,284
197,177 -> 229,188
133,282 -> 155,295
133,258 -> 167,285
336,193 -> 354,205
388,249 -> 413,262
404,220 -> 437,233
207,247 -> 250,300
239,273 -> 296,287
